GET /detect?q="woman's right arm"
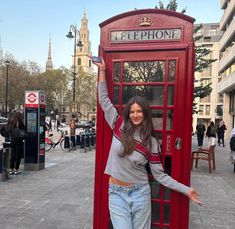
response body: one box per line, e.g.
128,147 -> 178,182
97,59 -> 119,129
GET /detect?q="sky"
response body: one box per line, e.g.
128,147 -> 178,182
0,0 -> 223,70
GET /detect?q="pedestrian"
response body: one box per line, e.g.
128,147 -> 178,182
69,114 -> 76,136
229,128 -> 235,173
206,121 -> 217,147
217,120 -> 226,147
8,112 -> 26,175
93,57 -> 201,229
196,119 -> 206,149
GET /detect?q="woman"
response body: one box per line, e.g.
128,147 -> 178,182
8,112 -> 26,175
196,119 -> 206,148
206,121 -> 217,147
229,128 -> 235,173
217,120 -> 226,147
93,57 -> 201,228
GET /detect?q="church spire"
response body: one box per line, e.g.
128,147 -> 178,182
46,36 -> 53,71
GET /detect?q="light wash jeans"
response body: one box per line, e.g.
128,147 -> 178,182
108,183 -> 151,229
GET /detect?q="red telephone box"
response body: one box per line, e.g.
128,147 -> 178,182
94,9 -> 195,229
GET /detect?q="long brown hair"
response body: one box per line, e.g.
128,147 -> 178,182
120,96 -> 155,157
8,112 -> 24,130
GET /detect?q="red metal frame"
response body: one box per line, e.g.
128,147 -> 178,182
93,9 -> 195,229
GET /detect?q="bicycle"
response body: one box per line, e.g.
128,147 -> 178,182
45,129 -> 73,152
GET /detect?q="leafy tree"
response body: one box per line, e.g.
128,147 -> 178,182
155,0 -> 216,113
39,67 -> 70,112
75,67 -> 97,118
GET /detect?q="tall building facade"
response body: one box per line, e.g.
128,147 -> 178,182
217,0 -> 235,136
193,23 -> 223,132
73,11 -> 94,74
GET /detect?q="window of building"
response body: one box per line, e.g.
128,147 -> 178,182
198,105 -> 204,115
89,59 -> 91,67
77,58 -> 81,65
205,105 -> 210,115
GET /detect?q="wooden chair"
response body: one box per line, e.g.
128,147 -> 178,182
191,145 -> 216,173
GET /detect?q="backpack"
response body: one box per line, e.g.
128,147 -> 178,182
210,126 -> 217,136
0,125 -> 10,138
197,125 -> 204,135
230,136 -> 235,151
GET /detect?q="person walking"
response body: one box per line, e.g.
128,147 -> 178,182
69,114 -> 76,137
229,128 -> 235,173
196,119 -> 206,149
217,120 -> 226,147
93,57 -> 201,229
206,121 -> 217,147
8,112 -> 26,175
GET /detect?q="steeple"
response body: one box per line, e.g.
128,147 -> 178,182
46,36 -> 53,71
0,37 -> 3,62
73,11 -> 93,73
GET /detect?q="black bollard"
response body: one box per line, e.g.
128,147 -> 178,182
76,135 -> 80,146
70,136 -> 76,150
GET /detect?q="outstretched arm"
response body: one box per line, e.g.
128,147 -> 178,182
91,57 -> 119,129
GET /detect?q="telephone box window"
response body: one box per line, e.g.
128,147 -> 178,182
151,202 -> 160,222
163,204 -> 171,223
167,86 -> 174,105
113,86 -> 119,105
122,85 -> 164,105
168,60 -> 176,82
114,62 -> 121,82
152,109 -> 163,130
166,109 -> 173,130
150,180 -> 160,199
123,61 -> 165,82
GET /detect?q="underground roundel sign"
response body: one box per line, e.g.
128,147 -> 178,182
25,91 -> 46,107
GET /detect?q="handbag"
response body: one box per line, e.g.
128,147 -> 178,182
11,128 -> 27,139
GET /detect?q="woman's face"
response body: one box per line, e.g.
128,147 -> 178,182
129,103 -> 144,126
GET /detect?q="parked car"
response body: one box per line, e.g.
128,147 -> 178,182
76,120 -> 94,129
0,116 -> 8,129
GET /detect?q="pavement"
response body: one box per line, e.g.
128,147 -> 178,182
0,133 -> 235,229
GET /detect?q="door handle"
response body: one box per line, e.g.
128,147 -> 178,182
175,138 -> 182,150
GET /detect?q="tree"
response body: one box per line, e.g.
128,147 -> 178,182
75,67 -> 97,118
155,0 -> 216,113
38,67 -> 71,112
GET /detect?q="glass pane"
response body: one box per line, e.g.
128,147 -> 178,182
151,201 -> 160,222
163,204 -> 171,223
152,109 -> 163,130
168,60 -> 176,82
123,61 -> 165,82
113,86 -> 119,105
122,86 -> 164,105
164,188 -> 171,200
114,62 -> 121,82
166,110 -> 173,130
167,86 -> 174,105
150,180 -> 160,199
164,156 -> 171,176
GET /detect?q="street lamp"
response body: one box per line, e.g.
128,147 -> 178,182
66,24 -> 83,112
4,60 -> 10,118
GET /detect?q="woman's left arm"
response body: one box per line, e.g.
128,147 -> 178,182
148,140 -> 201,205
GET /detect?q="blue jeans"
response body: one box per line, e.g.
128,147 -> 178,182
109,183 -> 151,229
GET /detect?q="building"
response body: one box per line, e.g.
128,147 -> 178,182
193,23 -> 223,132
217,0 -> 235,136
73,11 -> 94,74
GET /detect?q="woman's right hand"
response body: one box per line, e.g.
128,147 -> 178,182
90,56 -> 106,70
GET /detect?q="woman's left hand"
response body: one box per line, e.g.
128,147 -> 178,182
187,188 -> 202,205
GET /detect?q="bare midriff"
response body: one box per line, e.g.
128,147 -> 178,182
109,176 -> 133,186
